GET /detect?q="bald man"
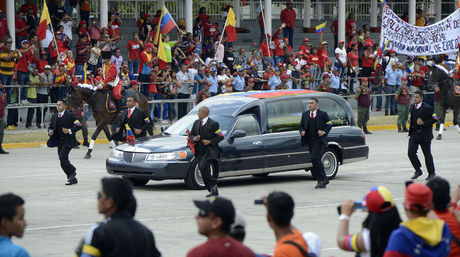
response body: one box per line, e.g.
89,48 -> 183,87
188,106 -> 224,196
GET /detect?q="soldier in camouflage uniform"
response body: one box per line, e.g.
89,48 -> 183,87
354,78 -> 372,134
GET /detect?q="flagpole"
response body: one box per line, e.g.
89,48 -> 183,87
214,15 -> 229,61
258,0 -> 271,61
49,24 -> 61,64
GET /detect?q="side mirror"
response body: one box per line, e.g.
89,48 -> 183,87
228,129 -> 246,143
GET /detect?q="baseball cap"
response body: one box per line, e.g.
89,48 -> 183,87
321,41 -> 328,45
401,76 -> 408,81
339,40 -> 345,44
248,78 -> 255,83
230,210 -> 246,234
71,80 -> 79,86
363,186 -> 395,213
211,67 -> 217,72
145,43 -> 154,49
129,80 -> 139,86
404,183 -> 433,212
204,68 -> 210,73
44,65 -> 51,69
194,197 -> 235,226
389,49 -> 396,53
280,74 -> 288,80
297,51 -> 304,56
59,63 -> 66,67
361,77 -> 368,82
303,37 -> 310,42
283,37 -> 288,41
322,73 -> 331,79
21,40 -> 28,44
40,51 -> 47,55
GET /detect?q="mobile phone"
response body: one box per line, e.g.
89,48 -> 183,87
337,201 -> 366,215
254,199 -> 264,205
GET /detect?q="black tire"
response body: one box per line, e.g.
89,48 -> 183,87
184,158 -> 217,190
322,149 -> 339,179
123,176 -> 149,187
252,173 -> 270,177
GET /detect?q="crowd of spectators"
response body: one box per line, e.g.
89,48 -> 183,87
2,176 -> 460,256
0,2 -> 459,133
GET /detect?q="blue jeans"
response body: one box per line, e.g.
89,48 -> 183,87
166,94 -> 176,121
283,27 -> 294,48
274,56 -> 283,66
384,85 -> 396,112
334,62 -> 346,79
371,84 -> 382,110
263,57 -> 274,70
128,59 -> 139,76
348,70 -> 357,93
75,64 -> 84,78
0,74 -> 13,104
17,71 -> 30,101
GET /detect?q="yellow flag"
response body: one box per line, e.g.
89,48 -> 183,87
157,36 -> 167,62
226,7 -> 236,27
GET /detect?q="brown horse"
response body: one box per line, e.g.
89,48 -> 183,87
426,64 -> 460,140
66,85 -> 153,159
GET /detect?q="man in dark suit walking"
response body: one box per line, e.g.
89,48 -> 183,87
116,96 -> 151,139
408,91 -> 437,180
299,98 -> 332,189
47,99 -> 82,185
189,106 -> 224,196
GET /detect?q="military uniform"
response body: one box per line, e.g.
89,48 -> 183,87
314,82 -> 333,93
396,84 -> 410,131
355,85 -> 371,133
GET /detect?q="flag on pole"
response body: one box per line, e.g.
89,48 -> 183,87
83,63 -> 87,83
154,6 -> 177,45
374,39 -> 390,70
380,0 -> 387,6
37,0 -> 51,41
225,7 -> 237,42
125,124 -> 135,141
315,22 -> 327,33
157,35 -> 167,62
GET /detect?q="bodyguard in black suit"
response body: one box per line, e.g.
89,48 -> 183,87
408,91 -> 437,180
47,100 -> 82,185
299,98 -> 332,189
116,96 -> 151,139
189,106 -> 224,196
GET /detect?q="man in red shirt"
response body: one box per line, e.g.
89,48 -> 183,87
17,40 -> 36,104
280,1 -> 296,48
108,13 -> 123,45
260,34 -> 274,69
0,13 -> 9,40
187,197 -> 255,257
126,32 -> 144,75
36,51 -> 49,74
257,9 -> 265,44
299,38 -> 310,55
346,13 -> 357,42
272,25 -> 285,66
318,41 -> 330,71
95,50 -> 123,111
20,0 -> 37,17
15,11 -> 29,49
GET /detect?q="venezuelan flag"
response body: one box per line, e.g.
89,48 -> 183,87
154,6 -> 176,45
215,129 -> 224,137
144,117 -> 151,124
432,113 -> 438,120
315,22 -> 327,33
157,36 -> 167,63
125,124 -> 135,141
74,120 -> 82,127
374,39 -> 389,70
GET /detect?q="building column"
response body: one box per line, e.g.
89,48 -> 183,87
185,0 -> 193,33
100,0 -> 108,28
264,0 -> 272,35
316,0 -> 323,21
6,0 -> 14,49
370,0 -> 378,29
338,0 -> 345,43
303,0 -> 311,29
233,0 -> 241,27
408,0 -> 416,25
435,0 -> 442,22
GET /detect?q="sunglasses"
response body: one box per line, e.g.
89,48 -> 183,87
198,209 -> 209,218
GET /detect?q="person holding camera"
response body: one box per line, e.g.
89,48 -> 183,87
299,98 -> 332,189
337,186 -> 401,257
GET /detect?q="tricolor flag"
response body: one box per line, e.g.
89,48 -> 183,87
73,120 -> 82,127
37,0 -> 51,42
157,35 -> 167,62
315,22 -> 327,33
225,7 -> 237,42
154,6 -> 177,45
380,0 -> 387,6
215,129 -> 224,137
144,117 -> 151,124
374,39 -> 389,70
125,124 -> 135,141
457,0 -> 460,8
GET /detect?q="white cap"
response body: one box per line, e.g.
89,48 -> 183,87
303,232 -> 321,257
44,65 -> 51,69
230,210 -> 246,231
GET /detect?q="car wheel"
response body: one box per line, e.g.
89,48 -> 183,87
252,173 -> 270,177
185,158 -> 216,190
322,149 -> 339,179
123,176 -> 149,187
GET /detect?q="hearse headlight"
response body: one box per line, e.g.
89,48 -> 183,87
110,149 -> 124,159
146,151 -> 187,161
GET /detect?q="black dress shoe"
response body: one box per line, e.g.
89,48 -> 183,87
426,173 -> 436,180
206,185 -> 219,197
411,170 -> 423,179
65,178 -> 78,185
403,128 -> 409,132
0,149 -> 9,154
315,181 -> 326,189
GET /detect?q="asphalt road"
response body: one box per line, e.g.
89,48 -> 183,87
1,129 -> 460,257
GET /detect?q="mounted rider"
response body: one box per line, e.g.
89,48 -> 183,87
95,50 -> 123,111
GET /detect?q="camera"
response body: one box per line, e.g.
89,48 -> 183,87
254,199 -> 264,205
337,201 -> 366,215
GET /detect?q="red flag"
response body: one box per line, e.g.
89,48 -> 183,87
37,0 -> 51,41
225,8 -> 237,42
186,129 -> 196,154
242,0 -> 247,4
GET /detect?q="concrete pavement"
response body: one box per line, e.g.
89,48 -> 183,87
1,129 -> 460,257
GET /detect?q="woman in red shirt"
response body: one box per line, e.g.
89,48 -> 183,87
361,42 -> 374,78
307,47 -> 322,89
408,64 -> 425,92
347,43 -> 359,93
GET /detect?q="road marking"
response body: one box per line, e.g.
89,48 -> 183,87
0,170 -> 105,179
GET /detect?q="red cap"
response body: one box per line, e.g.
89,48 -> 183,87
389,49 -> 396,53
204,68 -> 210,73
280,74 -> 288,80
129,80 -> 139,85
361,77 -> 368,82
339,40 -> 345,44
303,37 -> 310,42
404,183 -> 433,212
80,20 -> 87,25
277,62 -> 283,67
401,76 -> 408,81
144,13 -> 150,18
322,73 -> 331,79
364,186 -> 395,213
248,78 -> 255,83
286,1 -> 293,5
297,51 -> 304,56
59,63 -> 66,67
145,43 -> 154,49
283,37 -> 288,41
40,51 -> 47,55
71,80 -> 79,86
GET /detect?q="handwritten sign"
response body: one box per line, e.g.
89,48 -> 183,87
379,4 -> 460,56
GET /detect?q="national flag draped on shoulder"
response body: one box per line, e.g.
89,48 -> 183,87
225,7 -> 237,42
37,0 -> 51,41
154,6 -> 177,45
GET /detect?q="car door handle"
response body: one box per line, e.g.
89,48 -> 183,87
252,141 -> 262,145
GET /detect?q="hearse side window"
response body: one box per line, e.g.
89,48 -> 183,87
234,115 -> 260,136
301,98 -> 349,126
266,100 -> 302,133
